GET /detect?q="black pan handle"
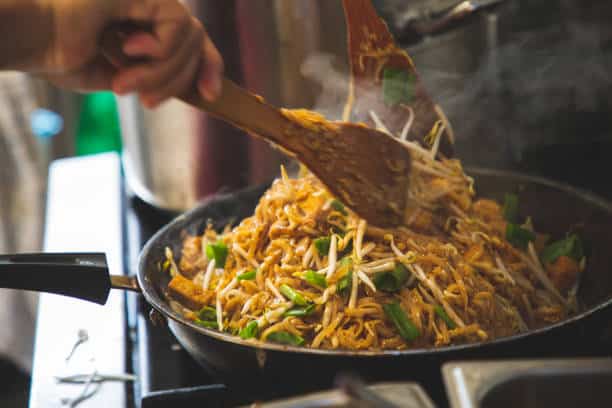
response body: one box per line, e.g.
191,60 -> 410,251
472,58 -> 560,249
0,253 -> 131,305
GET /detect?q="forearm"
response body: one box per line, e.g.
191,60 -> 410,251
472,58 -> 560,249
0,0 -> 54,71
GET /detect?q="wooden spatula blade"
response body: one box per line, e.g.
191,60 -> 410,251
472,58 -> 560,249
281,113 -> 412,227
342,0 -> 454,157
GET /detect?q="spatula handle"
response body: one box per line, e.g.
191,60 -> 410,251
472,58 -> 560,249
0,253 -> 112,304
100,24 -> 292,150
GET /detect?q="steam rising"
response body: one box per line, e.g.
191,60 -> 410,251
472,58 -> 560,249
301,7 -> 612,170
301,54 -> 350,121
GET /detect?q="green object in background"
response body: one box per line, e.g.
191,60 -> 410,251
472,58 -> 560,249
76,92 -> 122,156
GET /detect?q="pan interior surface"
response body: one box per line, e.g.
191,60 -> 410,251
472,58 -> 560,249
137,168 -> 612,356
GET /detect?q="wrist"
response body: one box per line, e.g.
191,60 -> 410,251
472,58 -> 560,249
0,0 -> 55,71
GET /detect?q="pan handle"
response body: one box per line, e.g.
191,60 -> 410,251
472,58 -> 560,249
0,253 -> 139,305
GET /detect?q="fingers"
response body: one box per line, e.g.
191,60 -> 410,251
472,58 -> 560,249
198,35 -> 224,102
139,41 -> 200,108
109,0 -> 224,107
122,32 -> 161,57
112,16 -> 203,106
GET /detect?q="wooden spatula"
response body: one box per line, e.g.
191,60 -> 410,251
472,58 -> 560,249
341,0 -> 454,158
181,79 -> 412,228
101,26 -> 412,228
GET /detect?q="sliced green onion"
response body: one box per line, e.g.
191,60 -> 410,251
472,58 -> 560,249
337,271 -> 352,295
373,263 -> 409,292
330,199 -> 348,215
239,321 -> 259,339
303,270 -> 327,288
338,256 -> 353,270
503,193 -> 520,223
506,223 -> 535,250
194,319 -> 218,329
541,234 -> 584,264
280,284 -> 309,306
237,269 -> 257,281
434,305 -> 456,329
284,304 -> 316,317
337,257 -> 353,295
206,241 -> 228,268
267,331 -> 305,346
383,302 -> 420,342
197,306 -> 217,321
382,68 -> 415,106
314,237 -> 331,256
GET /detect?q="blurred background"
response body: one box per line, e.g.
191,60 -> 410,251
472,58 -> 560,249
1,0 -> 612,405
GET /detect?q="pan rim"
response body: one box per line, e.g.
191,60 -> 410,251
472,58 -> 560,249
137,167 -> 612,357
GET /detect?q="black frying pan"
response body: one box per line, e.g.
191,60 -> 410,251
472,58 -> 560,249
2,168 -> 612,402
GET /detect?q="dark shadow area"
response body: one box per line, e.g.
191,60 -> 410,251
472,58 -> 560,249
0,359 -> 30,408
481,371 -> 612,408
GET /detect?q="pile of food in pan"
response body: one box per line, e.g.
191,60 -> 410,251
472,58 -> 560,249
163,139 -> 584,350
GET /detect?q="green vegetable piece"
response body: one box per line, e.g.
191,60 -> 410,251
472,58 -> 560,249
383,302 -> 420,342
330,199 -> 348,215
338,256 -> 353,270
197,306 -> 217,321
373,263 -> 409,292
280,284 -> 309,306
337,257 -> 354,294
284,304 -> 316,317
267,331 -> 305,346
303,270 -> 327,288
503,193 -> 520,223
239,321 -> 259,339
382,68 -> 415,106
206,241 -> 229,268
505,223 -> 535,249
314,237 -> 331,256
237,269 -> 257,281
434,305 -> 456,329
337,271 -> 352,294
541,234 -> 584,264
194,319 -> 218,329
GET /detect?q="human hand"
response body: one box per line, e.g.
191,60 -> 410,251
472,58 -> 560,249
36,0 -> 223,106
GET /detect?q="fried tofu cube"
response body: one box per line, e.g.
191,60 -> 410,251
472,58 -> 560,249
179,236 -> 206,278
168,274 -> 211,310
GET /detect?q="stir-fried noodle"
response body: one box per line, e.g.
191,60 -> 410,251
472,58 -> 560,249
164,114 -> 583,350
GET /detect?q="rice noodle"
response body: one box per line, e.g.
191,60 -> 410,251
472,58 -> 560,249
326,235 -> 338,278
266,278 -> 285,302
369,110 -> 392,135
355,220 -> 367,261
399,105 -> 415,141
202,259 -> 216,291
357,269 -> 377,292
165,132 -> 579,350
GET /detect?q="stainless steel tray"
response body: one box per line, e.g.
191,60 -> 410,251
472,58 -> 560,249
242,382 -> 436,408
442,358 -> 612,408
